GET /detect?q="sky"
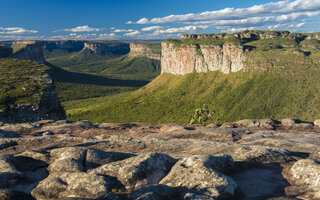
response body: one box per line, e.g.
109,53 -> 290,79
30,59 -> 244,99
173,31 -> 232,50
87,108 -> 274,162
1,0 -> 320,40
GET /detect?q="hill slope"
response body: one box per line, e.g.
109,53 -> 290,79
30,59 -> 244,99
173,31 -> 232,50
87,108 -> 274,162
63,46 -> 320,124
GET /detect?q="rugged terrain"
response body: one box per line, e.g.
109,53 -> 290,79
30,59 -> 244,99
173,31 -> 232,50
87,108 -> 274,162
0,58 -> 65,123
162,30 -> 320,75
0,118 -> 320,199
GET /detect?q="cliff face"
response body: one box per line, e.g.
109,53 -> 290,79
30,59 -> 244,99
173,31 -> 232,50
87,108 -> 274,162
43,41 -> 85,53
0,58 -> 65,123
129,43 -> 161,60
11,41 -> 45,63
79,42 -> 130,56
161,42 -> 245,75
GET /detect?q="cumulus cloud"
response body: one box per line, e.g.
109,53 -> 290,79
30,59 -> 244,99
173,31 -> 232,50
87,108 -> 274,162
141,26 -> 163,31
153,25 -> 209,34
124,30 -> 141,36
0,27 -> 38,34
296,22 -> 306,27
135,0 -> 320,24
62,25 -> 102,32
112,29 -> 136,33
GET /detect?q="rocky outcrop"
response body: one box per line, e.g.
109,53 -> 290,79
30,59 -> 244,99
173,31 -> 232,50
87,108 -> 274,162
79,42 -> 130,56
129,43 -> 161,60
11,41 -> 45,63
161,42 -> 245,75
0,118 -> 320,199
0,59 -> 65,123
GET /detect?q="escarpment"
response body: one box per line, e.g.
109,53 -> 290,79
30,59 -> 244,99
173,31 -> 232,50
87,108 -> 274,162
162,30 -> 320,75
0,58 -> 65,123
161,42 -> 245,75
79,42 -> 130,56
129,42 -> 161,60
11,41 -> 45,63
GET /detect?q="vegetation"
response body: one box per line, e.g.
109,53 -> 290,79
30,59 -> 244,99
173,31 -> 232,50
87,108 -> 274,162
62,45 -> 320,124
0,58 -> 49,109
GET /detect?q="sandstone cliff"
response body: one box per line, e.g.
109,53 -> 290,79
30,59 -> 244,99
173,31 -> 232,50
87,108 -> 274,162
79,42 -> 129,56
0,58 -> 65,123
161,42 -> 245,75
129,42 -> 161,60
11,41 -> 45,63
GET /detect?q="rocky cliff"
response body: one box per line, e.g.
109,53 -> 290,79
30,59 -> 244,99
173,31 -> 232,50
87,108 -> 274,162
0,58 -> 65,123
161,42 -> 245,75
79,42 -> 130,56
43,40 -> 85,53
11,41 -> 45,63
129,42 -> 161,60
162,30 -> 320,75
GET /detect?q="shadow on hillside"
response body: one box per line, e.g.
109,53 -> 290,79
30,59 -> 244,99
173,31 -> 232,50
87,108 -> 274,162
46,62 -> 149,87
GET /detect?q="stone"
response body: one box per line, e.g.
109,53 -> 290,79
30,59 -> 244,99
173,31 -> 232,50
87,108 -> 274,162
91,153 -> 177,190
0,155 -> 21,188
235,119 -> 275,129
48,147 -> 86,172
184,193 -> 216,200
159,155 -> 237,198
31,172 -> 113,200
129,43 -> 161,60
289,159 -> 320,191
17,150 -> 50,164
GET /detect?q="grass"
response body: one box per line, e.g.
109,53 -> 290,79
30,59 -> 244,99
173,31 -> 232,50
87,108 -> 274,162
62,46 -> 320,124
0,58 -> 50,109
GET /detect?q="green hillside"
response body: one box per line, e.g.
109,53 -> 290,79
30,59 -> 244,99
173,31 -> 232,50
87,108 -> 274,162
63,44 -> 320,124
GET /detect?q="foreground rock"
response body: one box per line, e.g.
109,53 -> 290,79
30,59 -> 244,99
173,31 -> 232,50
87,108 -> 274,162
160,155 -> 237,199
0,118 -> 319,199
31,172 -> 112,199
91,153 -> 177,190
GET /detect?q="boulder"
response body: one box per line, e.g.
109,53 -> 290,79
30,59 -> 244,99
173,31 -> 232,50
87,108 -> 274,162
227,145 -> 291,162
289,159 -> 320,191
48,147 -> 86,172
91,153 -> 177,190
31,172 -> 112,200
159,155 -> 237,199
235,119 -> 275,129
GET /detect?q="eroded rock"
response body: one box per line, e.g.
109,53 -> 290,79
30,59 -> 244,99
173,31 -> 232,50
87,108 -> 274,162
159,155 -> 237,199
91,153 -> 177,190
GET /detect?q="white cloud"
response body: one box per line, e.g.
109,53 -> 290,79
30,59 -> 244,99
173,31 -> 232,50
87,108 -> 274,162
135,0 -> 320,24
62,25 -> 102,32
296,22 -> 306,27
113,29 -> 136,33
124,30 -> 141,36
0,27 -> 38,34
137,18 -> 149,24
141,26 -> 163,31
153,25 -> 209,34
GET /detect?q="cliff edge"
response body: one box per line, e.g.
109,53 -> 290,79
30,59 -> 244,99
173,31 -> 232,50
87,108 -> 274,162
162,30 -> 320,75
129,42 -> 161,60
0,58 -> 65,123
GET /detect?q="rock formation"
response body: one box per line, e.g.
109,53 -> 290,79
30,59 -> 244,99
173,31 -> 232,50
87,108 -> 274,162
11,41 -> 45,63
129,43 -> 161,60
0,118 -> 320,199
79,42 -> 130,56
42,40 -> 85,53
163,31 -> 320,75
161,42 -> 245,75
0,59 -> 65,123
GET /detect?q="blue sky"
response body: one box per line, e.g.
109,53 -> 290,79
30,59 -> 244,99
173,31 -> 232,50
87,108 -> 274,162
1,0 -> 320,40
